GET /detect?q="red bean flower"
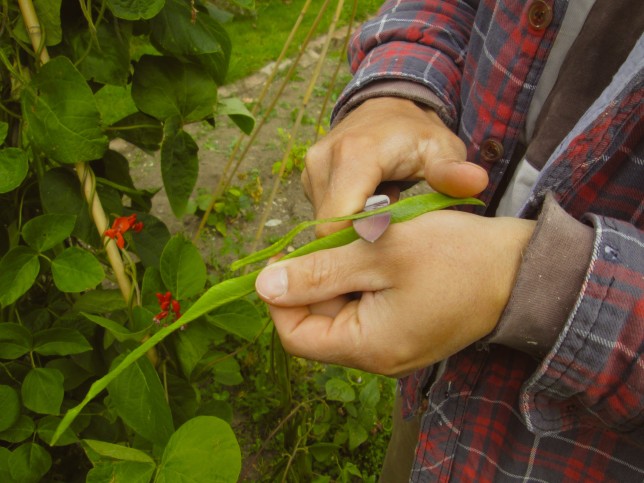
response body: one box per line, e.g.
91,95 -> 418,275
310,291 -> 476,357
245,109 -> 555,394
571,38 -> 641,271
153,292 -> 183,329
104,214 -> 143,249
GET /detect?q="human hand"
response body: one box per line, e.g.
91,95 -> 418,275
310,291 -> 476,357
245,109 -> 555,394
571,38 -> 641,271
255,211 -> 535,376
302,97 -> 488,236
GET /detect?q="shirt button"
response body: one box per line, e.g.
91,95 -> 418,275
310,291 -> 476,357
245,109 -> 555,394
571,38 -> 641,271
528,0 -> 553,31
480,138 -> 504,163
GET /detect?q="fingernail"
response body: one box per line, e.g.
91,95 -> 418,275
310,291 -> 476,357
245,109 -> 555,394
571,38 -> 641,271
255,265 -> 288,300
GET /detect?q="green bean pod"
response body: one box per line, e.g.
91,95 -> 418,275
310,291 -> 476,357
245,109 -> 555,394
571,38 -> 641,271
51,192 -> 483,444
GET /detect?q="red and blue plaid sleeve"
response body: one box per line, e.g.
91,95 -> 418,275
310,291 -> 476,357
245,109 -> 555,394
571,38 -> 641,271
523,214 -> 644,437
333,0 -> 478,126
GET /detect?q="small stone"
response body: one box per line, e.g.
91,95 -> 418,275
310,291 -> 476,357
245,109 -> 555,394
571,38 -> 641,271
265,219 -> 282,227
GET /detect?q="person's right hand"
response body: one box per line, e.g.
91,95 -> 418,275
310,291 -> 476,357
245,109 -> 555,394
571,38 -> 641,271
302,96 -> 488,236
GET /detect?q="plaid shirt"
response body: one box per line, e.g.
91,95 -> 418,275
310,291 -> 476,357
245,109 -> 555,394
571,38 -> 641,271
334,1 -> 644,481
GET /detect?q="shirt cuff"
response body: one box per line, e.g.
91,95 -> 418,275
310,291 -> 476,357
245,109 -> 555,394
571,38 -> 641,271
332,80 -> 452,127
486,193 -> 594,358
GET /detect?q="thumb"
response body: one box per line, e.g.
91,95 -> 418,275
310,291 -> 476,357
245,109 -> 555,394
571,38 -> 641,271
254,246 -> 385,306
421,140 -> 489,198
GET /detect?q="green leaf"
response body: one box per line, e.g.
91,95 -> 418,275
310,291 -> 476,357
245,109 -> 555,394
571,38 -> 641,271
87,462 -> 156,483
33,328 -> 92,356
309,442 -> 340,463
150,0 -> 232,84
155,416 -> 240,483
81,312 -> 150,342
218,98 -> 254,134
46,358 -> 92,391
21,368 -> 64,415
12,0 -> 62,46
107,111 -> 163,151
106,0 -> 165,20
0,447 -> 13,483
160,118 -> 199,217
325,378 -> 355,403
21,56 -> 108,164
174,321 -> 213,378
132,55 -> 218,122
82,441 -> 157,483
9,443 -> 52,483
37,416 -> 79,446
39,168 -> 94,242
73,289 -> 128,314
0,323 -> 33,360
21,214 -> 76,252
69,21 -> 131,86
359,378 -> 381,408
83,439 -> 155,463
207,299 -> 265,341
0,246 -> 40,307
51,247 -> 105,292
346,419 -> 368,450
107,356 -> 174,445
0,386 -> 20,431
0,415 -> 35,443
207,352 -> 242,386
0,148 -> 29,193
95,85 -> 138,126
129,213 -> 171,268
160,234 -> 206,300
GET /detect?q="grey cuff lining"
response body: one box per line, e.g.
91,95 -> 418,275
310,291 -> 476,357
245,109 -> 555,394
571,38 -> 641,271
486,193 -> 595,358
332,80 -> 452,128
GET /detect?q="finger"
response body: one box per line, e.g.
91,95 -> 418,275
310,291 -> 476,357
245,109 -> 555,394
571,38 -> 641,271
306,138 -> 387,237
267,300 -> 363,366
255,244 -> 388,306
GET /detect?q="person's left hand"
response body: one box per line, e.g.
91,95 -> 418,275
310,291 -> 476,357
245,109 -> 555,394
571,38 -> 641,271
255,210 -> 535,376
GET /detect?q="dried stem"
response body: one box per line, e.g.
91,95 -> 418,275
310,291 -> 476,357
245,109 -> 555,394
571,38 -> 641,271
314,0 -> 358,142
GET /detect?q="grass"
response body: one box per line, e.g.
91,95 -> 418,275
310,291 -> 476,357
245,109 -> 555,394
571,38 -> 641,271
221,0 -> 382,84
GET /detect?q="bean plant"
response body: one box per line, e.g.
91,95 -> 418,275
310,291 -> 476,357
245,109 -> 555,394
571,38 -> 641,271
0,0 -> 484,481
0,0 -> 252,481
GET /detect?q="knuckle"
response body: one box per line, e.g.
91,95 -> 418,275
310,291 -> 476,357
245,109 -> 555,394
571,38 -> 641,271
303,253 -> 338,291
304,143 -> 327,168
331,135 -> 372,164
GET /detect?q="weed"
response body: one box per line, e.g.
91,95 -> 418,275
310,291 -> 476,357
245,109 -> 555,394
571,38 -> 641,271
188,169 -> 263,236
272,128 -> 309,178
